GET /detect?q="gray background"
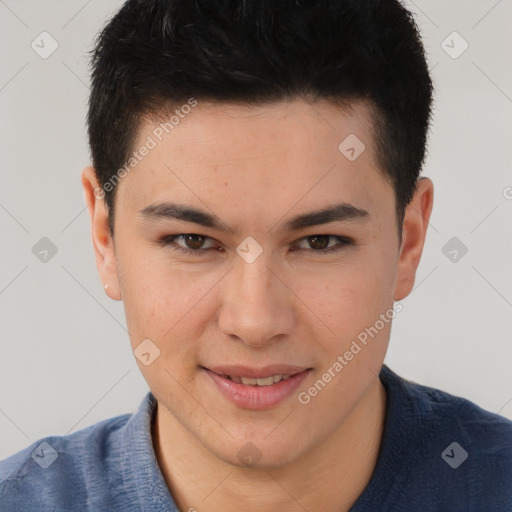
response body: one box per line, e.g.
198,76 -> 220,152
1,0 -> 511,459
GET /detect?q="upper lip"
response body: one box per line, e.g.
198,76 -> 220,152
204,365 -> 310,379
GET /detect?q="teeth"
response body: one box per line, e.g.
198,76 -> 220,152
226,374 -> 293,386
255,376 -> 275,386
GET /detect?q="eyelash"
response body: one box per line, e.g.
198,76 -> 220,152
159,234 -> 354,256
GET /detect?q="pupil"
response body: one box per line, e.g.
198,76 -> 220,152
185,234 -> 204,249
309,235 -> 329,250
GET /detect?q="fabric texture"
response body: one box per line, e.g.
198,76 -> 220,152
1,364 -> 511,511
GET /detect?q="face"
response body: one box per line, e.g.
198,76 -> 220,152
83,98 -> 432,469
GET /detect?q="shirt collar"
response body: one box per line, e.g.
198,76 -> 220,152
121,391 -> 178,512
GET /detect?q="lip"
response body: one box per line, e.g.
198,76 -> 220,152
202,366 -> 312,410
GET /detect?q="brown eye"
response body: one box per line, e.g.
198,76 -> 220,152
182,234 -> 206,250
307,235 -> 331,250
292,235 -> 353,254
160,234 -> 218,255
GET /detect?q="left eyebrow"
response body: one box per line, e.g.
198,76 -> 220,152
283,203 -> 369,231
137,201 -> 369,235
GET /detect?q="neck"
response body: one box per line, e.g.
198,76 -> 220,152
152,376 -> 387,512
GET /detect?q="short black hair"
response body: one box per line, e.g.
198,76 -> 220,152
87,0 -> 434,238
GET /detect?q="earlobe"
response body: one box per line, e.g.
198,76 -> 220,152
81,166 -> 122,301
394,177 -> 434,301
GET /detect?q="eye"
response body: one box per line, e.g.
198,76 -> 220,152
291,235 -> 353,254
159,233 -> 353,257
159,234 -> 220,255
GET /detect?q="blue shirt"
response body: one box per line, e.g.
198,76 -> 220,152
1,365 -> 511,511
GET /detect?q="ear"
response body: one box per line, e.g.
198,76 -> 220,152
81,166 -> 122,301
394,177 -> 434,301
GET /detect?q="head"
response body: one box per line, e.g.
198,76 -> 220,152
82,0 -> 434,469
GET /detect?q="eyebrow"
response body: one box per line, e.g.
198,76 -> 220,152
138,201 -> 369,234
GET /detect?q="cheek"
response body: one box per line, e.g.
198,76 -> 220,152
301,259 -> 395,331
116,248 -> 210,352
120,263 -> 210,395
292,248 -> 397,369
292,258 -> 394,416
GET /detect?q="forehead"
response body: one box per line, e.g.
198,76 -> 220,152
115,98 -> 393,229
143,97 -> 378,162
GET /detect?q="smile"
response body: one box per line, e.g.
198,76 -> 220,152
223,374 -> 293,386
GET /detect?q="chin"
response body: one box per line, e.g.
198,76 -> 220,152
212,434 -> 307,470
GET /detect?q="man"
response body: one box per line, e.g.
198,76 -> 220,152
1,0 -> 511,511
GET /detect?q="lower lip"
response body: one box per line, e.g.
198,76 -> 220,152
203,368 -> 311,410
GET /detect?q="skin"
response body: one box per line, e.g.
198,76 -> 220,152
82,98 -> 433,512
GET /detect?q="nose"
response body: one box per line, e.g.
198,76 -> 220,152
218,249 -> 295,348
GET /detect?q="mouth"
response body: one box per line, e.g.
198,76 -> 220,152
201,364 -> 312,410
203,364 -> 310,382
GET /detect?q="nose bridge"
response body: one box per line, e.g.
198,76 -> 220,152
232,248 -> 280,312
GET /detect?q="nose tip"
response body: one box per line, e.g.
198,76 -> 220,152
218,254 -> 294,348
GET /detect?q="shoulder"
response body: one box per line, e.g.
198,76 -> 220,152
0,411 -> 132,512
388,366 -> 512,443
378,365 -> 512,510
